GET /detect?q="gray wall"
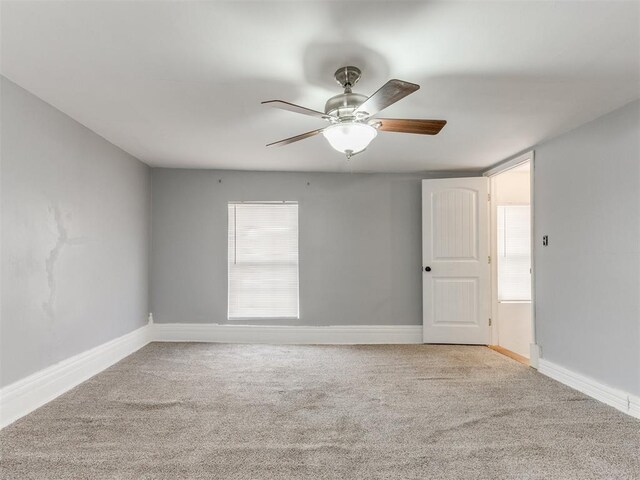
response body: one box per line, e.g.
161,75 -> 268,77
6,72 -> 635,400
150,169 -> 439,326
1,77 -> 151,387
534,100 -> 640,397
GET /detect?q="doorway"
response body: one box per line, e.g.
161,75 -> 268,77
488,159 -> 533,365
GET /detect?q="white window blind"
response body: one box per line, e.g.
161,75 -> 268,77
497,205 -> 531,302
228,202 -> 299,319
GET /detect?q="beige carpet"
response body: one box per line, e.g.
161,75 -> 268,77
1,343 -> 639,479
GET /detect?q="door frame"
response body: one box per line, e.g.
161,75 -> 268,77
483,150 -> 539,368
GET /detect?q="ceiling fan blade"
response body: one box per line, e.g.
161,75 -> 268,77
354,79 -> 420,117
376,118 -> 447,135
262,100 -> 333,120
266,127 -> 325,147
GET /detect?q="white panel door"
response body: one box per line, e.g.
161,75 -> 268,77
422,177 -> 490,344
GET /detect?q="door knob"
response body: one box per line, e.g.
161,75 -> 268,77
424,266 -> 431,272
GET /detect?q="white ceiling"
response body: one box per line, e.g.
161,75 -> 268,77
2,1 -> 639,173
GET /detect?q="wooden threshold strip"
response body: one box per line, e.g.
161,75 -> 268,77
488,345 -> 530,366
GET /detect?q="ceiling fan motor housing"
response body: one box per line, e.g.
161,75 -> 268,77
324,92 -> 368,119
325,66 -> 369,119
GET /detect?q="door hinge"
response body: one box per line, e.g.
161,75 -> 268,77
488,255 -> 491,264
489,318 -> 492,326
488,193 -> 491,202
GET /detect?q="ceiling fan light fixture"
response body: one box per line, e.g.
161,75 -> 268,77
322,122 -> 377,157
262,66 -> 445,155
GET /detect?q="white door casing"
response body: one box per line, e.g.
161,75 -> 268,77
422,177 -> 490,344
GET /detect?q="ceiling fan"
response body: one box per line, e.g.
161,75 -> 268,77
262,66 -> 446,159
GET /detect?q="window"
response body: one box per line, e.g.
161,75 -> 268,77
497,205 -> 531,302
228,202 -> 299,319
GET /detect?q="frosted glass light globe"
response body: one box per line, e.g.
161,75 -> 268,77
322,123 -> 377,156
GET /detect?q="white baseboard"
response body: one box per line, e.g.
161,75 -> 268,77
629,394 -> 640,419
0,324 -> 152,429
5,323 -> 636,428
0,322 -> 420,429
152,323 -> 423,345
538,359 -> 639,419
